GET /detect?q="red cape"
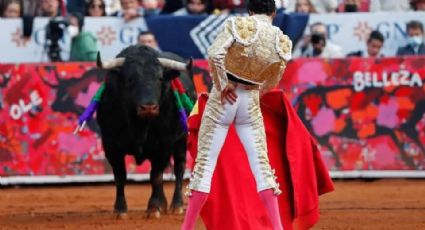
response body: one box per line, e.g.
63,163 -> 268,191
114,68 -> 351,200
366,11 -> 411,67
187,90 -> 334,230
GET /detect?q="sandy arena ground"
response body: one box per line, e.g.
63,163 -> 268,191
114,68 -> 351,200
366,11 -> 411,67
0,179 -> 424,230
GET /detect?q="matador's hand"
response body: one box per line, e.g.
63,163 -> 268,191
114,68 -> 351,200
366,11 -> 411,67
221,83 -> 237,105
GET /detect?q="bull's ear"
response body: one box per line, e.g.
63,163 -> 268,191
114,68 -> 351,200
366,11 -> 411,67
162,69 -> 180,82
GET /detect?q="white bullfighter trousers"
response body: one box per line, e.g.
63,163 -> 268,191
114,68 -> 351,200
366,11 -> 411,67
187,86 -> 281,195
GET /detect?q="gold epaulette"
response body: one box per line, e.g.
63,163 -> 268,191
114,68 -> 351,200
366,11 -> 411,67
230,16 -> 260,46
276,33 -> 292,61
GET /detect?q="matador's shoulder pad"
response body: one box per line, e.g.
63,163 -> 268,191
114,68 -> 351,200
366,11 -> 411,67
229,16 -> 260,46
276,32 -> 293,61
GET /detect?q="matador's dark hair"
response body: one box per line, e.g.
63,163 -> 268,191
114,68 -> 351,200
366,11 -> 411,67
247,0 -> 276,16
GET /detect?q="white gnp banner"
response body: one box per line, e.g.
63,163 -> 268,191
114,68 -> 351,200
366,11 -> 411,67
0,17 -> 148,63
0,12 -> 424,62
295,12 -> 425,57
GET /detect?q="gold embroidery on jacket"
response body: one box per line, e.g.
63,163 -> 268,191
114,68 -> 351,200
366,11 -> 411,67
188,89 -> 223,192
208,15 -> 293,91
233,17 -> 258,43
247,91 -> 281,195
225,16 -> 292,88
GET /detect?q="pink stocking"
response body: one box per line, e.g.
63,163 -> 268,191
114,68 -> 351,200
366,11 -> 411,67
181,191 -> 209,230
259,189 -> 283,230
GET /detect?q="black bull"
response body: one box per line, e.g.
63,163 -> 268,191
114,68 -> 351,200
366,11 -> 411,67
37,45 -> 196,216
96,45 -> 195,217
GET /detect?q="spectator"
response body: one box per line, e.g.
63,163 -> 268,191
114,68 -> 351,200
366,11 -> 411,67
161,0 -> 183,14
173,0 -> 209,16
273,0 -> 295,12
212,0 -> 245,13
141,0 -> 161,16
298,22 -> 344,58
113,0 -> 144,21
308,33 -> 326,57
137,31 -> 161,51
0,0 -> 7,12
67,0 -> 85,14
347,30 -> 385,57
369,0 -> 411,12
295,0 -> 316,13
283,0 -> 305,12
104,0 -> 122,15
275,0 -> 285,11
2,0 -> 21,18
86,0 -> 106,16
338,0 -> 370,12
310,0 -> 338,13
68,12 -> 98,61
411,0 -> 425,11
341,0 -> 360,12
397,20 -> 425,56
21,0 -> 39,16
38,0 -> 63,17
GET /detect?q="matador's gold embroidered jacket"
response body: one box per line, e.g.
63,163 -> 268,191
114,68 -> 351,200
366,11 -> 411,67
208,14 -> 293,91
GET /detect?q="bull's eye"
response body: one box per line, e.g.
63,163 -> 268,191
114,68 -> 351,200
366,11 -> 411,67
126,76 -> 136,87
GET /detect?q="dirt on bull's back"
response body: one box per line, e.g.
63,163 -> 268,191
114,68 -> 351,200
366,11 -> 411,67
0,179 -> 424,230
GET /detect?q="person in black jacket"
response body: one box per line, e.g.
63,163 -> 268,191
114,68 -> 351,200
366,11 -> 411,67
397,20 -> 425,56
347,30 -> 385,57
161,0 -> 183,14
67,0 -> 85,14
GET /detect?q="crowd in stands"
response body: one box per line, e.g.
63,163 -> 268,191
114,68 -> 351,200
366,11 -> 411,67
1,0 -> 425,19
294,19 -> 425,58
0,0 -> 424,61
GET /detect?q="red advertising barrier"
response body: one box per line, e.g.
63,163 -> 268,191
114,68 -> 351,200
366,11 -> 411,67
0,63 -> 159,184
280,57 -> 425,177
0,57 -> 424,184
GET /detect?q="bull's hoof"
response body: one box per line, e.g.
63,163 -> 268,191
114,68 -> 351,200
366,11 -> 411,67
170,206 -> 184,215
115,212 -> 128,220
153,210 -> 161,219
146,209 -> 161,219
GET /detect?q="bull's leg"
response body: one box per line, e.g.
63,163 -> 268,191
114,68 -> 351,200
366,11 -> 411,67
110,154 -> 128,218
147,158 -> 168,218
170,138 -> 186,214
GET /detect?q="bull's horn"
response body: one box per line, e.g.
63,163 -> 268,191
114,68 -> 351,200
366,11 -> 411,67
97,52 -> 125,70
158,58 -> 190,72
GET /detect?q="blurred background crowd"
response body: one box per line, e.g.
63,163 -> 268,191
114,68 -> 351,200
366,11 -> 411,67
1,0 -> 425,19
0,0 -> 424,62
